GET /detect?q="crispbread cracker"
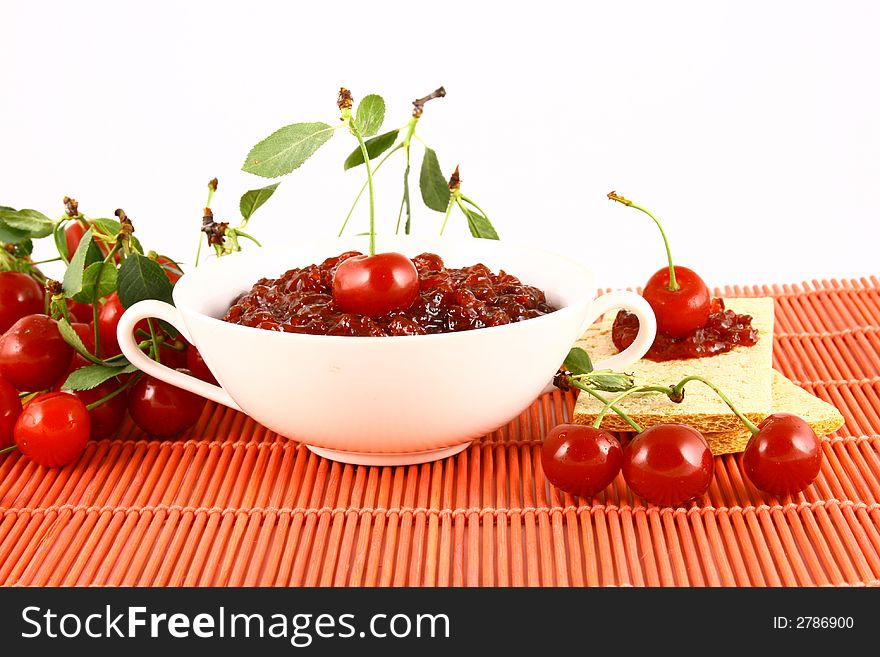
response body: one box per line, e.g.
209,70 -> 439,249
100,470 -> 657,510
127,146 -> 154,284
700,370 -> 845,454
573,298 -> 775,433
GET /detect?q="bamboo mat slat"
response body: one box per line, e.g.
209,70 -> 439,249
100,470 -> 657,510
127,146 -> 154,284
2,278 -> 880,587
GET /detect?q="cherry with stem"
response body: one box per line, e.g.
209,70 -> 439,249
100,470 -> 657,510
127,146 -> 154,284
607,191 -> 710,338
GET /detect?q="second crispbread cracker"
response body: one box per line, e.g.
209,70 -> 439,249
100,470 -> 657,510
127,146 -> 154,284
572,297 -> 775,433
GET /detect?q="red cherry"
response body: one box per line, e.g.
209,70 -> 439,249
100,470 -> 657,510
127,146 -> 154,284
66,299 -> 94,324
62,380 -> 127,440
622,423 -> 714,507
0,376 -> 23,450
186,345 -> 217,385
743,413 -> 822,496
332,252 -> 419,318
64,219 -> 117,262
127,370 -> 206,438
14,392 -> 90,467
96,293 -> 125,357
0,314 -> 74,392
541,424 -> 622,498
642,266 -> 711,338
97,293 -> 150,358
63,220 -> 88,261
0,271 -> 44,334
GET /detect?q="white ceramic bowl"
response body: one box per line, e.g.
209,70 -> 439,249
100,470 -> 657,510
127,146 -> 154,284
117,236 -> 656,465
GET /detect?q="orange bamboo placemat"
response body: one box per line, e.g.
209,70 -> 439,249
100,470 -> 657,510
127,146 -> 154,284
1,278 -> 879,587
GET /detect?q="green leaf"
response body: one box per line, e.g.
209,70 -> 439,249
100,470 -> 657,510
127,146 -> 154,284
563,347 -> 593,375
239,183 -> 280,221
582,370 -> 635,393
242,122 -> 335,178
54,223 -> 71,261
117,252 -> 173,309
61,362 -> 137,392
419,148 -> 450,212
72,261 -> 118,304
462,206 -> 500,240
0,211 -> 30,243
12,239 -> 33,257
353,94 -> 385,138
343,129 -> 399,170
90,217 -> 120,237
62,228 -> 103,298
0,208 -> 53,239
57,317 -> 103,364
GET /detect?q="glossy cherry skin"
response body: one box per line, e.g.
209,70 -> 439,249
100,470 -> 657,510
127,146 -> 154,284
0,271 -> 44,334
0,315 -> 73,392
14,392 -> 90,467
66,299 -> 95,324
743,413 -> 822,496
0,376 -> 22,449
622,423 -> 714,507
541,424 -> 622,498
65,220 -> 117,262
63,220 -> 88,260
97,293 -> 149,358
642,266 -> 711,338
127,370 -> 206,438
332,252 -> 420,318
186,345 -> 217,385
96,293 -> 126,357
63,380 -> 127,440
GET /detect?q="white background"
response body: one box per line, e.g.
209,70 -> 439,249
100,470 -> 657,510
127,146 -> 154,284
2,0 -> 878,289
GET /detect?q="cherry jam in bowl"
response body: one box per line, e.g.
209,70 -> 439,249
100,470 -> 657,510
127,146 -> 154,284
116,236 -> 656,465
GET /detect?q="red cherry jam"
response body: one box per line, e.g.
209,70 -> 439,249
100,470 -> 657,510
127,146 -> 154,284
612,297 -> 757,361
223,251 -> 557,336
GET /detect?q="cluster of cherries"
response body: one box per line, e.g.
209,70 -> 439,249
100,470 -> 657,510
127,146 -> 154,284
540,194 -> 823,506
0,218 -> 215,468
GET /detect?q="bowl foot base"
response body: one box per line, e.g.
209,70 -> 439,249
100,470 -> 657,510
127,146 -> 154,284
305,441 -> 471,466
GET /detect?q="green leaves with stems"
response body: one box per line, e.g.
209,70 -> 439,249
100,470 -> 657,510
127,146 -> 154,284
562,347 -> 635,393
461,204 -> 499,240
73,262 -> 117,304
352,94 -> 385,138
57,318 -> 104,366
117,252 -> 174,308
243,122 -> 337,178
62,363 -> 137,392
62,228 -> 103,298
0,207 -> 53,243
239,183 -> 280,222
241,87 -> 499,240
564,347 -> 594,375
419,148 -> 451,212
343,129 -> 399,170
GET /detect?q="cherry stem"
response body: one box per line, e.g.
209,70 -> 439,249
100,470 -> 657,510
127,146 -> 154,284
591,385 -> 670,430
339,142 -> 402,237
568,380 -> 644,432
439,194 -> 456,235
84,373 -> 139,411
0,445 -> 17,456
608,192 -> 679,292
351,124 -> 376,256
146,318 -> 161,362
670,375 -> 761,435
92,301 -> 102,358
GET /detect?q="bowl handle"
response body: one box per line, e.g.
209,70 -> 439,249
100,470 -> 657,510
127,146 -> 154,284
116,299 -> 243,412
580,290 -> 657,371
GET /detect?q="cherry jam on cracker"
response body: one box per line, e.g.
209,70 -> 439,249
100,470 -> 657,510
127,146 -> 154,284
612,298 -> 758,361
223,252 -> 557,336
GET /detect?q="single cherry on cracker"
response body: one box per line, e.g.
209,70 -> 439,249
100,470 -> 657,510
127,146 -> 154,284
608,192 -> 710,338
